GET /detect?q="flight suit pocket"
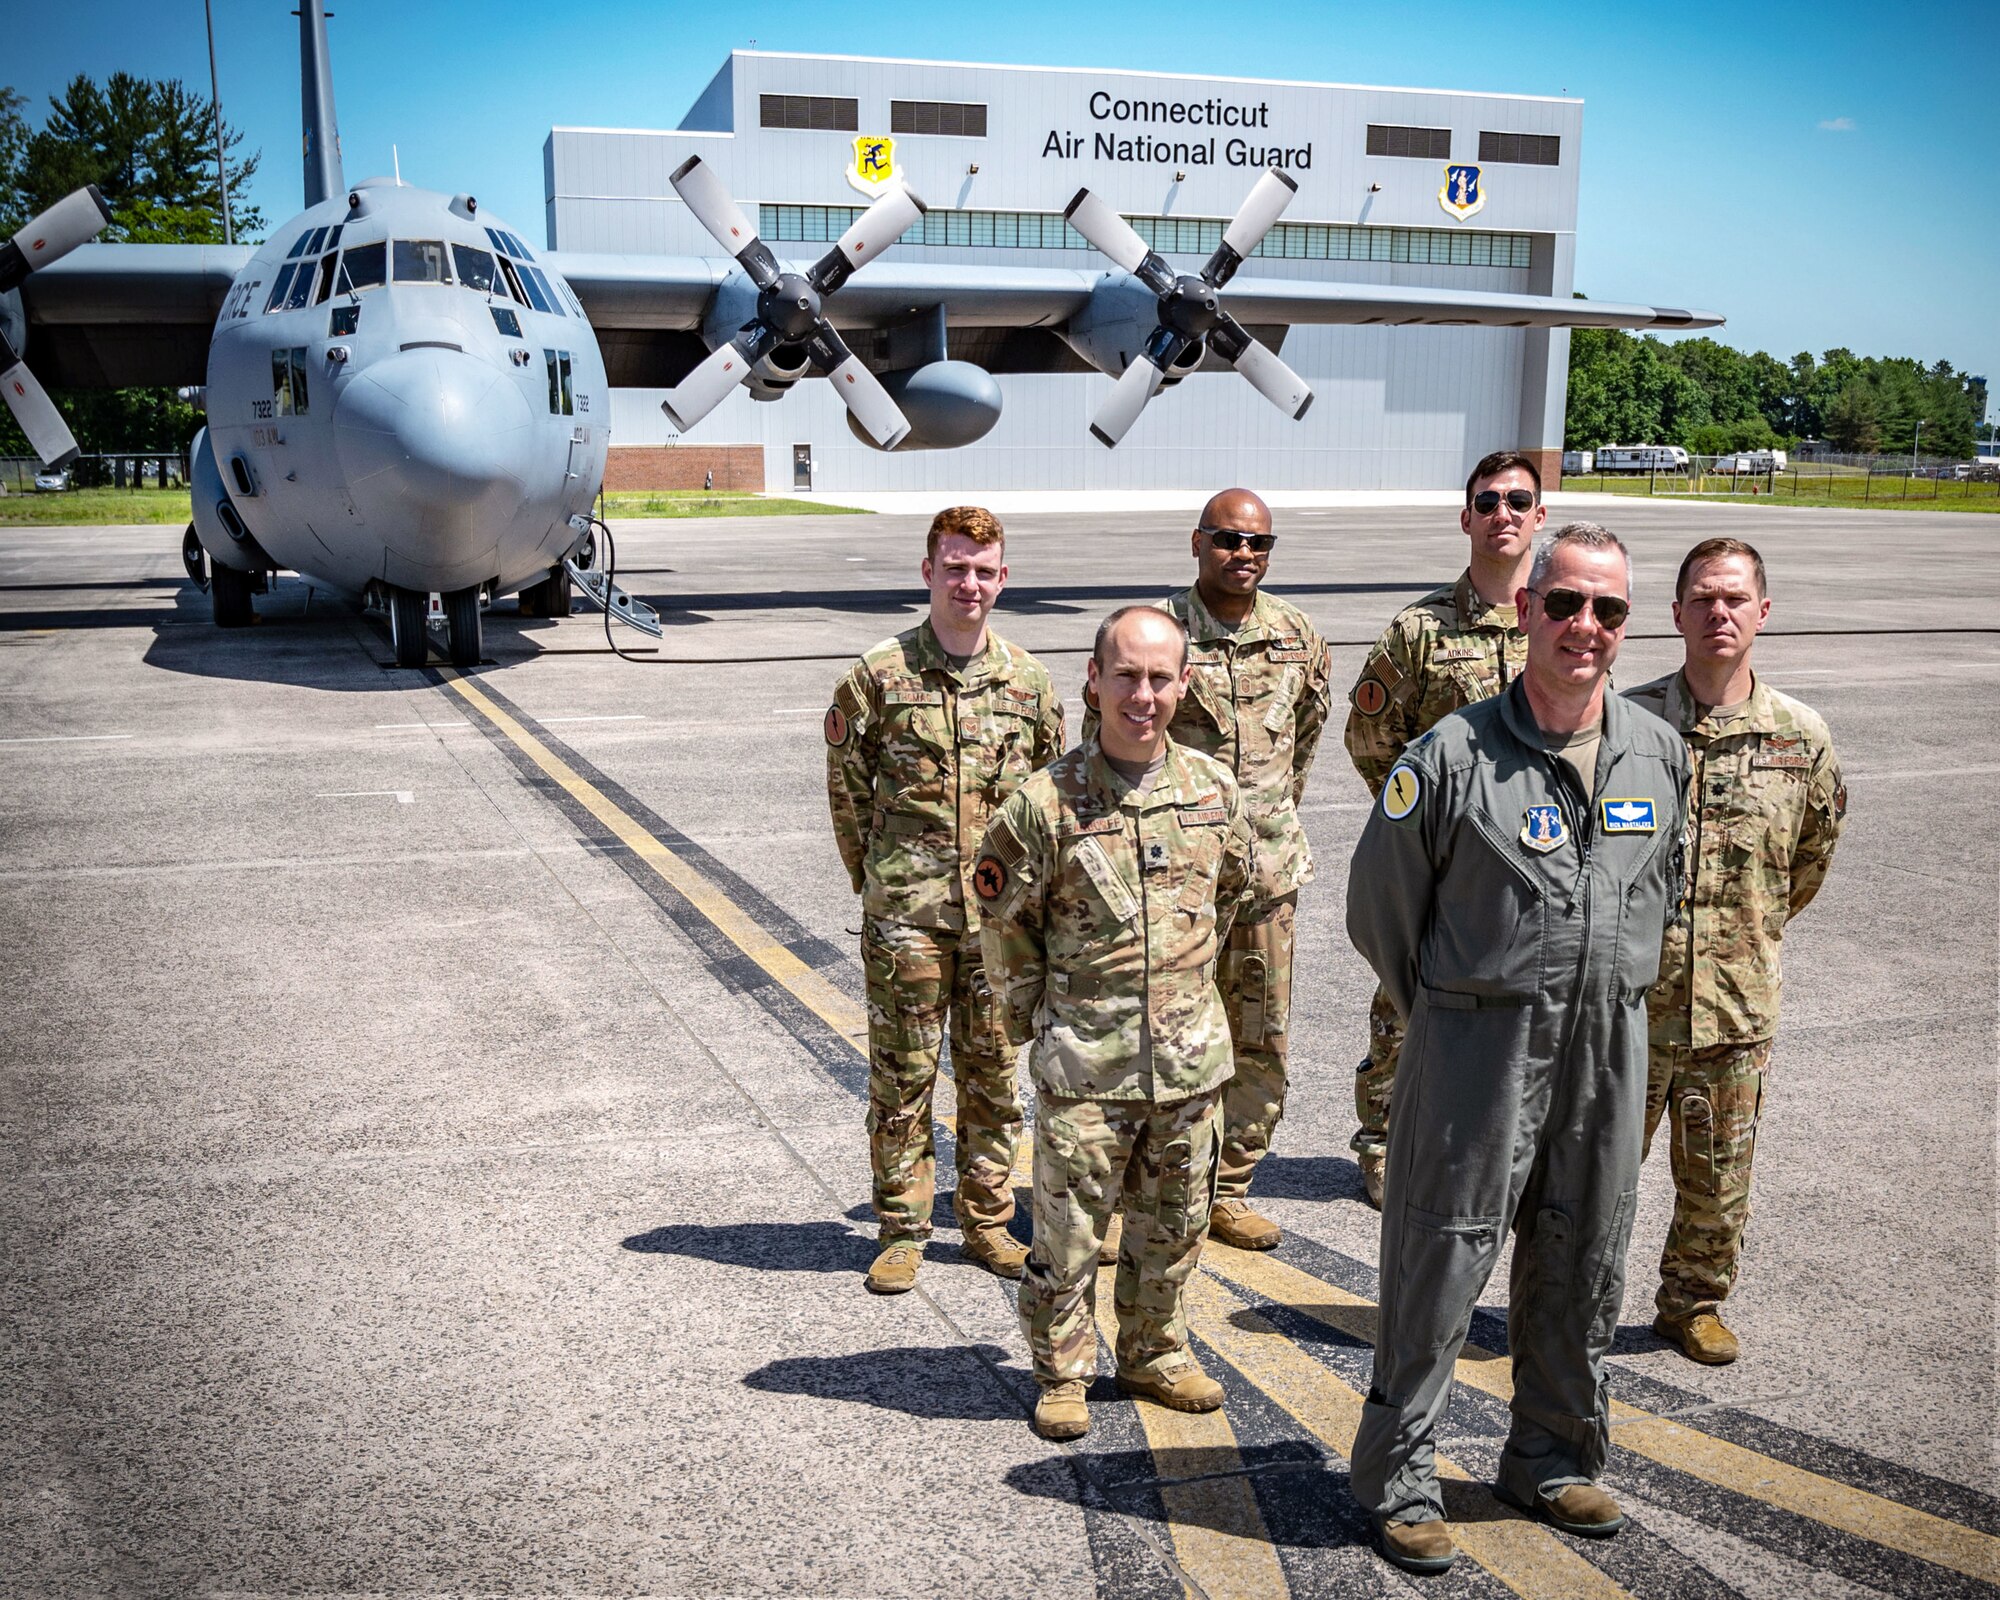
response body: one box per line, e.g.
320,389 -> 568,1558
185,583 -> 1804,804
1396,1203 -> 1503,1353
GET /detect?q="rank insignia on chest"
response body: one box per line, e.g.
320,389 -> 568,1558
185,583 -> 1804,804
1520,804 -> 1568,852
958,712 -> 981,741
1599,797 -> 1657,833
1142,839 -> 1170,873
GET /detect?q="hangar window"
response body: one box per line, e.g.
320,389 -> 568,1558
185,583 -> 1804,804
393,240 -> 452,283
454,244 -> 499,293
890,100 -> 987,138
1366,124 -> 1452,160
336,241 -> 387,293
759,94 -> 859,132
272,347 -> 309,416
1479,131 -> 1560,165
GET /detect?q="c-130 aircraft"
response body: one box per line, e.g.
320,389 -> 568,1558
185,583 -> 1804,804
3,2 -> 1719,668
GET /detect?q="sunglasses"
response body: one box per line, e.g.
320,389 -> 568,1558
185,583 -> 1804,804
1471,488 -> 1539,515
1530,586 -> 1630,628
1200,528 -> 1277,554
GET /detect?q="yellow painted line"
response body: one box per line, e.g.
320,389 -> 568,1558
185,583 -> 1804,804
1201,1245 -> 2000,1586
1092,1266 -> 1289,1600
440,671 -> 868,1051
1186,1271 -> 1633,1600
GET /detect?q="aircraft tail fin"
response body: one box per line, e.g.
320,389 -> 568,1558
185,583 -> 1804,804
299,0 -> 344,209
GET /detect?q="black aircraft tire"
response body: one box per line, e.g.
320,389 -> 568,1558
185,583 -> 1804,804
444,585 -> 483,667
546,564 -> 573,618
211,561 -> 256,628
389,585 -> 429,667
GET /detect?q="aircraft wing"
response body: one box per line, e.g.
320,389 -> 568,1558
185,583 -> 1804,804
17,243 -> 251,388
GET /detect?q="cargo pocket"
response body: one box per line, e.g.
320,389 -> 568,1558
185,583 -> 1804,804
1232,950 -> 1271,1045
1395,1203 -> 1503,1353
1675,1091 -> 1719,1197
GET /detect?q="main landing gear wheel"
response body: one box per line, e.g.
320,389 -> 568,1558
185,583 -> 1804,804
211,561 -> 256,628
444,585 -> 483,667
517,565 -> 572,619
388,584 -> 429,667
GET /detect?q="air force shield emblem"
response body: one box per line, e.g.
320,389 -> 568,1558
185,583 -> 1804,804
1520,804 -> 1567,852
847,135 -> 899,197
1438,163 -> 1485,222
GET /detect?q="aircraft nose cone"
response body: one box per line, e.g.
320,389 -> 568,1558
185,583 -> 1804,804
335,347 -> 535,519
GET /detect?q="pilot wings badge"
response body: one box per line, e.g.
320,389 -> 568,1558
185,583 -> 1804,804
847,135 -> 900,198
1438,163 -> 1486,222
1520,803 -> 1567,853
1599,797 -> 1658,834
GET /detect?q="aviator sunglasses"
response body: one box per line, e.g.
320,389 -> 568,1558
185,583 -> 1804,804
1200,528 -> 1278,553
1529,586 -> 1631,628
1471,488 -> 1539,515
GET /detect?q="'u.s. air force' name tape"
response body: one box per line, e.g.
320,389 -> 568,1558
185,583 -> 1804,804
1600,797 -> 1657,833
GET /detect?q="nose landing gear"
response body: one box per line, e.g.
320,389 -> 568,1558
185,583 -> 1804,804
384,583 -> 485,668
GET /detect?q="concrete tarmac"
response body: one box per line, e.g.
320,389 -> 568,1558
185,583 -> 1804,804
3,500 -> 1995,1598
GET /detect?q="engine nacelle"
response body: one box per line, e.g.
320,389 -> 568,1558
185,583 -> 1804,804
188,427 -> 273,574
1059,274 -> 1205,387
843,360 -> 1002,452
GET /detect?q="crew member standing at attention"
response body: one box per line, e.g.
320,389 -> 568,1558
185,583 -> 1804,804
1342,450 -> 1540,1207
1627,538 -> 1845,1365
1346,523 -> 1687,1576
977,606 -> 1256,1442
826,506 -> 1066,1296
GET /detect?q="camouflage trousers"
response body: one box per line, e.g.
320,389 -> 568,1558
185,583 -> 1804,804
1217,894 -> 1296,1198
862,917 -> 1022,1247
1349,986 -> 1403,1157
1642,1038 -> 1772,1318
1020,1090 -> 1222,1385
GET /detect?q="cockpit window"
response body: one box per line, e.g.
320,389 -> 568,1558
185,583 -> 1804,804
304,226 -> 328,256
287,229 -> 316,258
282,263 -> 315,311
311,254 -> 339,305
323,222 -> 343,252
507,232 -> 535,261
484,226 -> 513,259
514,264 -> 554,315
452,243 -> 498,293
393,240 -> 451,283
489,305 -> 521,338
264,262 -> 299,312
337,241 -> 387,293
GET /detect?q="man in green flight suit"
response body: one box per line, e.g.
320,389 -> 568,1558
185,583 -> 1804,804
826,506 -> 1066,1296
1346,522 -> 1689,1576
1342,450 -> 1539,1206
1628,537 -> 1845,1365
976,605 -> 1257,1442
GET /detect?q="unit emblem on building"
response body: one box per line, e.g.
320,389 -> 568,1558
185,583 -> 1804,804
847,135 -> 900,198
1438,163 -> 1485,222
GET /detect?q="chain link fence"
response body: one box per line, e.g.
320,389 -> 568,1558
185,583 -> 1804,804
0,451 -> 191,492
1562,452 -> 1999,505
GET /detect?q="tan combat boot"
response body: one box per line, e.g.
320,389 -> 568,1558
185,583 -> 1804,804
1097,1212 -> 1122,1265
962,1224 -> 1028,1280
1034,1379 -> 1090,1440
864,1241 -> 921,1295
1374,1516 -> 1457,1575
1209,1198 -> 1282,1250
1498,1480 -> 1626,1537
1358,1148 -> 1386,1210
1116,1362 -> 1224,1413
1653,1309 -> 1740,1365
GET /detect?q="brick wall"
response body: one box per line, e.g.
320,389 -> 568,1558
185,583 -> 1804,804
1520,447 -> 1563,491
602,445 -> 764,492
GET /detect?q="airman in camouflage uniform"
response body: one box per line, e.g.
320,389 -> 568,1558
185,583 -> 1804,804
1342,451 -> 1542,1203
978,606 -> 1255,1440
1085,489 -> 1332,1249
1627,538 -> 1845,1364
827,507 -> 1065,1295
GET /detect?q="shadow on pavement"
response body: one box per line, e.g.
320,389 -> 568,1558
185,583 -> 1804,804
1245,1152 -> 1370,1204
620,1219 -> 875,1274
743,1342 -> 1025,1422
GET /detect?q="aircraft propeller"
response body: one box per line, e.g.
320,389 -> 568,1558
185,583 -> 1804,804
661,156 -> 925,450
0,185 -> 114,467
1064,168 -> 1313,447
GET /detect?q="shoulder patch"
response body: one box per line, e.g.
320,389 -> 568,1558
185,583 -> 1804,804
1352,677 -> 1388,717
1381,765 -> 1422,822
972,855 -> 1009,903
824,704 -> 849,746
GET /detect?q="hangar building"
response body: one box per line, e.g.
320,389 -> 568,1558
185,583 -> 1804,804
544,53 -> 1584,494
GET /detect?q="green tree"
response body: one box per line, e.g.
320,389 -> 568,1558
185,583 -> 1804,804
1826,383 -> 1880,454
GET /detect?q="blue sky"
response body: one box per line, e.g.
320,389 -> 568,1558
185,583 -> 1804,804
13,0 -> 1992,410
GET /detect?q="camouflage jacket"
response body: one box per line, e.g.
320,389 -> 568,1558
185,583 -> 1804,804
1083,587 -> 1331,902
1627,671 -> 1846,1049
827,620 -> 1065,931
1345,570 -> 1527,796
974,735 -> 1256,1103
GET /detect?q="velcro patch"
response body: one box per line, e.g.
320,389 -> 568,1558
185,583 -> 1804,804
1434,645 -> 1484,663
1352,677 -> 1389,717
1381,765 -> 1421,822
824,705 -> 849,746
998,686 -> 1040,713
884,688 -> 943,707
1267,647 -> 1311,662
972,855 -> 1008,902
1058,816 -> 1122,838
984,812 -> 1028,865
1179,806 -> 1228,827
1600,797 -> 1658,833
1753,751 -> 1811,770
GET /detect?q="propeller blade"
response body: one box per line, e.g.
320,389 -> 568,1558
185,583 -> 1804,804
0,333 -> 80,467
806,323 -> 910,450
1213,315 -> 1313,420
812,181 -> 926,293
0,185 -> 112,293
1089,356 -> 1165,449
1219,168 -> 1298,263
1064,189 -> 1174,293
668,155 -> 779,287
661,336 -> 758,432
